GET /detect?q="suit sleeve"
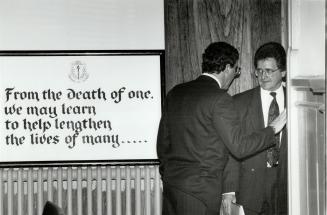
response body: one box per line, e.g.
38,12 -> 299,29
222,154 -> 240,193
156,94 -> 171,177
222,95 -> 244,193
212,93 -> 275,159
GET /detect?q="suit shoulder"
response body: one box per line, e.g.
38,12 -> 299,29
165,82 -> 190,97
232,87 -> 259,111
233,87 -> 257,100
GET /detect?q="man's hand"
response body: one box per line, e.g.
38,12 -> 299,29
269,109 -> 286,134
220,193 -> 236,215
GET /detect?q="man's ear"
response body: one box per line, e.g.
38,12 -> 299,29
281,70 -> 286,77
224,64 -> 232,73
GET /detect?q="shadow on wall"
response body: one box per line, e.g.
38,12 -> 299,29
42,201 -> 65,215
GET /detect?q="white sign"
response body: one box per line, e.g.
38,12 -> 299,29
0,52 -> 163,164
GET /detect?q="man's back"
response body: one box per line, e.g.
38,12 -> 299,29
161,76 -> 229,176
157,75 -> 238,214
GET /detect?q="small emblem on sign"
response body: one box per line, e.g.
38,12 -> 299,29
69,61 -> 89,82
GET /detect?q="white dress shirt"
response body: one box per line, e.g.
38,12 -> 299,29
260,85 -> 285,127
202,73 -> 222,87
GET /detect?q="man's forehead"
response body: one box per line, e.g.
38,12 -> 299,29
257,57 -> 278,67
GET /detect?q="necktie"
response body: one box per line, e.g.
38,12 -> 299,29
267,92 -> 280,167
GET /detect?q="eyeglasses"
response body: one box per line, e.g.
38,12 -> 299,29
255,68 -> 280,76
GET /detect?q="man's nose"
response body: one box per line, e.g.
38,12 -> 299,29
261,72 -> 270,78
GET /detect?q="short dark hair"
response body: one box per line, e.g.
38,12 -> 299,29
254,42 -> 286,70
202,42 -> 239,74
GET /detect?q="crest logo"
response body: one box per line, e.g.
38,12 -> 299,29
69,61 -> 89,82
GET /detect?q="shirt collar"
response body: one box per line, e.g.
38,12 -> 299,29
202,73 -> 222,88
260,84 -> 283,97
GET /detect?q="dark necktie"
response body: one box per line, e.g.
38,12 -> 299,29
267,92 -> 280,167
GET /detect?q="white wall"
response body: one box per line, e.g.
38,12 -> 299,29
289,0 -> 325,77
0,0 -> 164,50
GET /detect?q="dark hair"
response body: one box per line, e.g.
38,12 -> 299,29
254,42 -> 286,70
202,42 -> 239,74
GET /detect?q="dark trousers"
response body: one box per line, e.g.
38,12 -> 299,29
239,167 -> 278,215
261,167 -> 279,215
162,183 -> 217,215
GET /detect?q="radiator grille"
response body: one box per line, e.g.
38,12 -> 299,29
0,165 -> 162,215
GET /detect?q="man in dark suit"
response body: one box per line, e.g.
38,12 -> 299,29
222,42 -> 288,215
157,42 -> 286,215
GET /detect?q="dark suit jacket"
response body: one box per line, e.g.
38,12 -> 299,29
223,86 -> 287,214
157,76 -> 276,213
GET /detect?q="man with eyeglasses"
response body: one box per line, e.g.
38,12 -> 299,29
222,42 -> 288,215
157,41 -> 286,215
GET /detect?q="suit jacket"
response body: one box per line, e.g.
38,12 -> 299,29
157,76 -> 276,213
223,86 -> 288,214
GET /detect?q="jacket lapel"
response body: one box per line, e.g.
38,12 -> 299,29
281,86 -> 287,146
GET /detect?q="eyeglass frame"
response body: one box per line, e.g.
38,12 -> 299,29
255,68 -> 280,76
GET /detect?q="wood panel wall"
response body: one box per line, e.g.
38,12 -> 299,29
165,0 -> 282,95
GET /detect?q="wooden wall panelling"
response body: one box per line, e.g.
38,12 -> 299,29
229,0 -> 252,95
165,0 -> 184,92
250,0 -> 282,51
250,0 -> 282,90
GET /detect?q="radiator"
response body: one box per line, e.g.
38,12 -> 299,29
0,165 -> 162,215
